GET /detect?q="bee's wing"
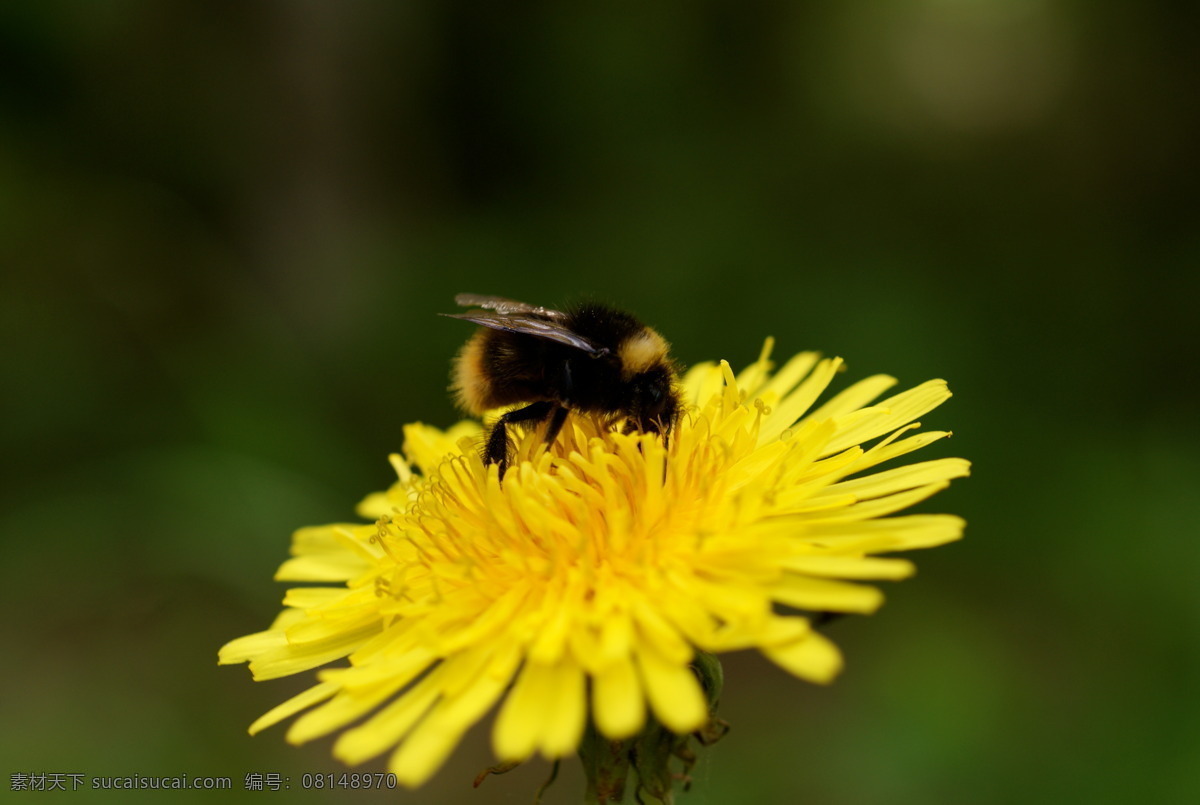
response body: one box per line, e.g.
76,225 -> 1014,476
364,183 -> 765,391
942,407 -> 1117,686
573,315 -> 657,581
442,310 -> 607,355
453,293 -> 568,322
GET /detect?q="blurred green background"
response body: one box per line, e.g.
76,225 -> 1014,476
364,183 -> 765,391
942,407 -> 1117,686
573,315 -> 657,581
2,2 -> 1197,803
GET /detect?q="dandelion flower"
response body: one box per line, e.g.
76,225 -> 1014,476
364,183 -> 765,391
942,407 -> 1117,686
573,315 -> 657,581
219,340 -> 968,789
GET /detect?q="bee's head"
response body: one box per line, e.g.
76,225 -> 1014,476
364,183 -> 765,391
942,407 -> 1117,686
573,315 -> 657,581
627,365 -> 679,435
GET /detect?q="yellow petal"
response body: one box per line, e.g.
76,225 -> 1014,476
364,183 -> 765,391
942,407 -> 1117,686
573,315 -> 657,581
803,513 -> 965,549
759,358 -> 843,444
771,575 -> 884,614
681,361 -> 724,407
248,681 -> 339,735
284,610 -> 381,644
275,554 -> 371,582
823,458 -> 971,501
281,587 -> 353,609
734,337 -> 776,397
824,380 -> 951,454
763,631 -> 844,683
780,555 -> 916,580
757,351 -> 821,403
492,661 -> 550,761
598,610 -> 635,665
389,452 -> 414,485
538,658 -> 587,757
288,524 -> 345,552
248,631 -> 371,681
844,428 -> 953,475
287,670 -> 416,745
806,374 -> 898,422
321,646 -> 435,693
878,514 -> 966,550
387,649 -> 519,785
592,656 -> 645,739
636,644 -> 707,734
333,673 -> 441,765
806,482 -> 954,523
403,421 -> 481,474
631,596 -> 693,665
218,628 -> 288,665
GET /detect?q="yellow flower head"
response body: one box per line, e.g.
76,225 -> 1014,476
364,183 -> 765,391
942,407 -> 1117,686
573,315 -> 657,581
219,340 -> 968,786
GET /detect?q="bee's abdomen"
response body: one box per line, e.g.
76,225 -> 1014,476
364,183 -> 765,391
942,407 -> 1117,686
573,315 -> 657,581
452,330 -> 558,413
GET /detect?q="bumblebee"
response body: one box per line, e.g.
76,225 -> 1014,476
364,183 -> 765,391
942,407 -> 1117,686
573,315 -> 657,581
444,294 -> 681,476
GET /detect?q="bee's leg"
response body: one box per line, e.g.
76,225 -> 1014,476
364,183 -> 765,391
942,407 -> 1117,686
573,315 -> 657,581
486,401 -> 554,478
542,405 -> 569,451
